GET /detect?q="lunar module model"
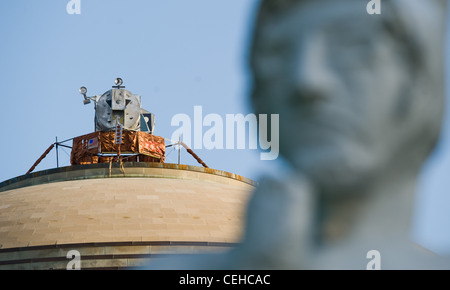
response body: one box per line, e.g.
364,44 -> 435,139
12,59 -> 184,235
70,78 -> 165,165
25,78 -> 208,175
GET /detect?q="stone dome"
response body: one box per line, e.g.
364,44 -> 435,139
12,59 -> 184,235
0,162 -> 255,269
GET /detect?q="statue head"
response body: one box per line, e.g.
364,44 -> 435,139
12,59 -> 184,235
250,0 -> 447,195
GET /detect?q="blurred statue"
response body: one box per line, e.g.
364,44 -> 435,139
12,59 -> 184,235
142,0 -> 449,269
241,0 -> 449,269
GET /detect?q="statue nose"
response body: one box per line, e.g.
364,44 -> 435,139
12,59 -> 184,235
292,68 -> 328,103
291,44 -> 329,103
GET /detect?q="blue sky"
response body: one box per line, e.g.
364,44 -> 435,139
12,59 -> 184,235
0,0 -> 449,255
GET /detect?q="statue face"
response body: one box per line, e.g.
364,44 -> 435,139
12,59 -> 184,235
251,1 -> 413,194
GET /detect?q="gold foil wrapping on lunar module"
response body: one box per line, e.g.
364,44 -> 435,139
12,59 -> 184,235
71,131 -> 165,165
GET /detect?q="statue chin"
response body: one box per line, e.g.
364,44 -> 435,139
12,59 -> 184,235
288,143 -> 381,196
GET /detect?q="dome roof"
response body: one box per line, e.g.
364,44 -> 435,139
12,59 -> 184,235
0,163 -> 255,269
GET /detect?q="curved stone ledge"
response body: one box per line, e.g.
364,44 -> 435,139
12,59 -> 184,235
0,162 -> 257,193
0,241 -> 237,270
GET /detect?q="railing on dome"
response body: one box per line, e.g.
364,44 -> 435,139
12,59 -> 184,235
25,134 -> 208,175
